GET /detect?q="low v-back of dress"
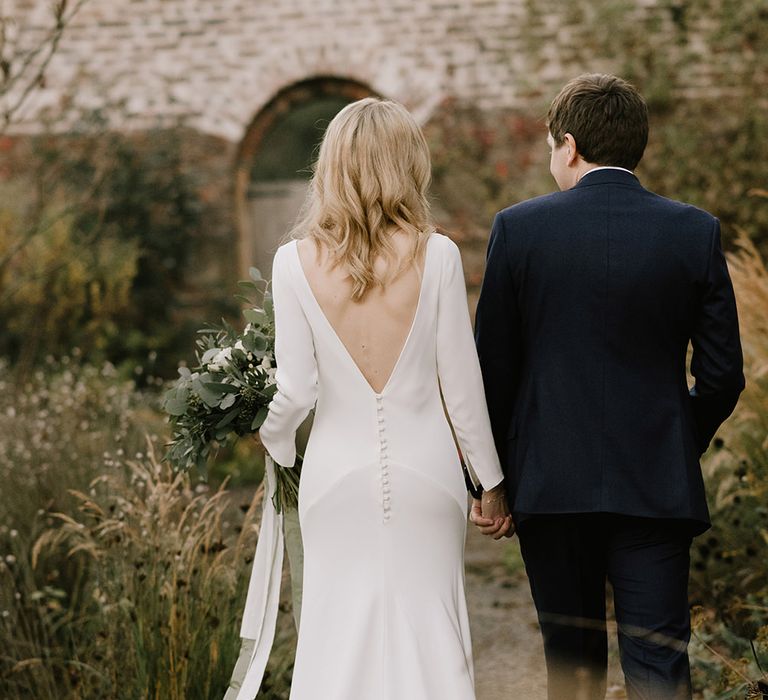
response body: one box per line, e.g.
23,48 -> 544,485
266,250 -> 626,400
257,230 -> 504,700
295,237 -> 429,397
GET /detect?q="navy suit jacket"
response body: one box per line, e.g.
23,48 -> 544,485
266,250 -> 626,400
473,168 -> 745,534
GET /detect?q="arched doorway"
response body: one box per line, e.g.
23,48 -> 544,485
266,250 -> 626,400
234,77 -> 378,280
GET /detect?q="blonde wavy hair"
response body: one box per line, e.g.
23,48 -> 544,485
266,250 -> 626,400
287,96 -> 435,301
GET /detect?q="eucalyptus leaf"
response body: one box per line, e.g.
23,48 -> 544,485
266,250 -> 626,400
248,267 -> 263,282
251,405 -> 269,430
193,378 -> 220,406
164,398 -> 188,416
202,381 -> 240,394
215,406 -> 241,428
237,280 -> 260,290
219,318 -> 237,343
219,392 -> 237,410
243,308 -> 268,325
261,384 -> 277,399
228,364 -> 246,382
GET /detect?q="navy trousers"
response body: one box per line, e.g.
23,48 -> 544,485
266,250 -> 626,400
517,513 -> 694,700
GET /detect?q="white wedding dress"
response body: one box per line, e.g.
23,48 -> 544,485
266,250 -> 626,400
257,230 -> 504,700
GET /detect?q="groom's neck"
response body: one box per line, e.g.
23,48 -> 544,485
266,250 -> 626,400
569,160 -> 632,189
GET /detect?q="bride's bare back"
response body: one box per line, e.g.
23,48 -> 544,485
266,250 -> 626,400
296,231 -> 425,394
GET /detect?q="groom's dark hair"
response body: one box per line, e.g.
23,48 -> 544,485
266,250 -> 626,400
546,73 -> 649,170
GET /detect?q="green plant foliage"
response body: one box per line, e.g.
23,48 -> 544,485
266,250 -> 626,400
0,203 -> 140,372
425,1 -> 768,256
0,111 -> 230,383
425,100 -> 552,240
688,229 -> 768,696
0,357 -> 295,699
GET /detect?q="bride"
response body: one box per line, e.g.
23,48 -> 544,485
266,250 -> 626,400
256,96 -> 512,699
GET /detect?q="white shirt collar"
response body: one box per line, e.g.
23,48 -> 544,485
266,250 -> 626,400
578,165 -> 635,183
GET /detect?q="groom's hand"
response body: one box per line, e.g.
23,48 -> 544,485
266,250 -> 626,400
470,499 -> 515,539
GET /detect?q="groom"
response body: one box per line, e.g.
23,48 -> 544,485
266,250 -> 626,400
470,74 -> 745,699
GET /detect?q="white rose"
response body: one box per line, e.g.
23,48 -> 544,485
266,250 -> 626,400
208,347 -> 233,372
212,347 -> 232,365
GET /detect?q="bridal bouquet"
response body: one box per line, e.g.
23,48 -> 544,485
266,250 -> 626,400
161,266 -> 301,512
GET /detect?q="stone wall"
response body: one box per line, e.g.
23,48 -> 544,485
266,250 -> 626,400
3,0 -> 761,316
5,0 -> 739,140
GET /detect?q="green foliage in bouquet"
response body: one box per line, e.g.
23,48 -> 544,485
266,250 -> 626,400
161,267 -> 301,511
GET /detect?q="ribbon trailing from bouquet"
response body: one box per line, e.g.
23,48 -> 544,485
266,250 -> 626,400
223,454 -> 284,700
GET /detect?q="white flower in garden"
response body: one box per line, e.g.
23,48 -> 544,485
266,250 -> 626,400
260,356 -> 272,369
234,340 -> 246,352
266,368 -> 277,384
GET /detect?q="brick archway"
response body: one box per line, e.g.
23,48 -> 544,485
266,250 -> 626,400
234,76 -> 378,279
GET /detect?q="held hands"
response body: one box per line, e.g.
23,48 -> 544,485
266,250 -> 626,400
469,484 -> 515,539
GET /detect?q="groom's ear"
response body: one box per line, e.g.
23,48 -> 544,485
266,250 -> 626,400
563,133 -> 580,167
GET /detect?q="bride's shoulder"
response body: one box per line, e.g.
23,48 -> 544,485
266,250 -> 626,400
268,240 -> 300,282
431,230 -> 462,265
276,238 -> 299,256
431,230 -> 459,253
272,238 -> 300,267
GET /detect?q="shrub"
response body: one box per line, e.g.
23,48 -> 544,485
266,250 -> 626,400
0,113 -> 230,383
0,358 -> 294,698
689,226 -> 768,696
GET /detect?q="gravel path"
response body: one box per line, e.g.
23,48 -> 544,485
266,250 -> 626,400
463,523 -> 628,700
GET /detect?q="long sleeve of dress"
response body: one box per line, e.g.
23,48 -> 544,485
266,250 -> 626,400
259,244 -> 319,468
436,236 -> 505,493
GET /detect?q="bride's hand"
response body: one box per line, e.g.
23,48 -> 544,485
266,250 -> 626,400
470,498 -> 514,539
479,484 -> 515,539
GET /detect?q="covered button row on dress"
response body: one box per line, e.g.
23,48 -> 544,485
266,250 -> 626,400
375,394 -> 391,522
